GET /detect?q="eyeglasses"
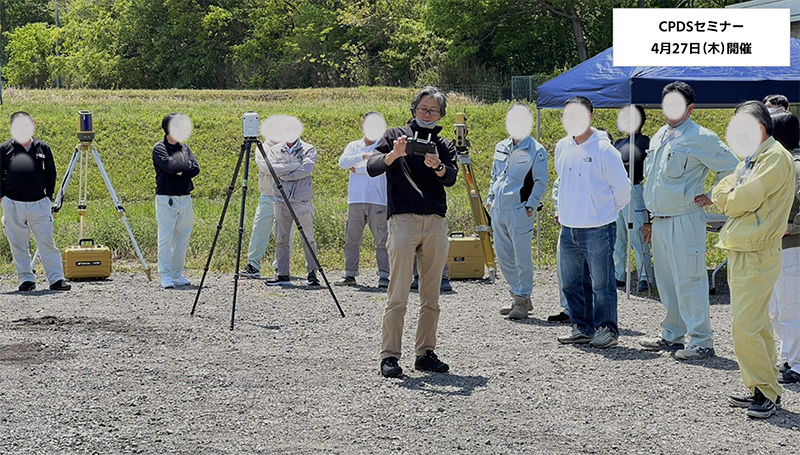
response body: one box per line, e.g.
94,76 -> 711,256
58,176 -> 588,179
415,107 -> 441,116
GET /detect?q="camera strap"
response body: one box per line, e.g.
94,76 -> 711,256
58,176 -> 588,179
400,159 -> 424,198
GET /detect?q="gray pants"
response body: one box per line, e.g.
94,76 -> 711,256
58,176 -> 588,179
2,197 -> 65,284
274,199 -> 317,275
344,203 -> 389,278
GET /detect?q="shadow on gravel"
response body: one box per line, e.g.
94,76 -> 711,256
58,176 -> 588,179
396,373 -> 489,396
509,317 -> 564,327
235,320 -> 282,330
169,285 -> 200,291
353,285 -> 388,294
508,319 -> 645,337
766,408 -> 800,428
677,355 -> 740,371
619,328 -> 646,337
3,289 -> 74,296
574,344 -> 661,361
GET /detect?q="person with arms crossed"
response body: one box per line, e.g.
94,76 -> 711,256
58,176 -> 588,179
265,131 -> 321,287
153,113 -> 200,289
335,112 -> 390,289
713,101 -> 795,419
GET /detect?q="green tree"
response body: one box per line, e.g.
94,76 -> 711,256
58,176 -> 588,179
54,0 -> 123,88
3,21 -> 54,87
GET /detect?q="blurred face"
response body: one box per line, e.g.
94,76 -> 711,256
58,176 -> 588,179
10,115 -> 35,145
662,91 -> 694,127
726,112 -> 767,159
562,103 -> 592,137
414,95 -> 443,123
361,112 -> 386,143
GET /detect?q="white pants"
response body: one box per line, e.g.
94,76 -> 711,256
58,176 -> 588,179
2,197 -> 65,284
769,247 -> 800,374
156,195 -> 193,280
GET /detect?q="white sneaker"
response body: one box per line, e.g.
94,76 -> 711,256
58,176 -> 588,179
161,277 -> 175,289
675,345 -> 715,360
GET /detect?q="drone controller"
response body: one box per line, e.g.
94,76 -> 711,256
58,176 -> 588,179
406,132 -> 437,156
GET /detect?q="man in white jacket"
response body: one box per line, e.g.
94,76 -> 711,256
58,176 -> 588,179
555,96 -> 631,348
335,112 -> 390,288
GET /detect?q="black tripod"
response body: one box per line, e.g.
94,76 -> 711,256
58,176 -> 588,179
191,137 -> 345,330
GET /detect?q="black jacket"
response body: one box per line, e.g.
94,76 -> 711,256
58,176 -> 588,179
366,120 -> 457,218
153,137 -> 200,196
0,138 -> 57,202
614,133 -> 650,185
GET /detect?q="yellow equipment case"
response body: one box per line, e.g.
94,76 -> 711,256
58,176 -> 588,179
63,238 -> 112,280
447,232 -> 485,279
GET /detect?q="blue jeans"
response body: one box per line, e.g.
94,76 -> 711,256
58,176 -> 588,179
559,222 -> 618,336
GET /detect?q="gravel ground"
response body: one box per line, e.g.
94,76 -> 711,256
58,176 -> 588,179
0,266 -> 798,454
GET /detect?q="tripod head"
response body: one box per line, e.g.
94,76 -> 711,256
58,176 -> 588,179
77,111 -> 95,143
453,112 -> 470,154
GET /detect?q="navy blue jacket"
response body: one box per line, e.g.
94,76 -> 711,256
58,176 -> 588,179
153,137 -> 200,196
0,138 -> 57,202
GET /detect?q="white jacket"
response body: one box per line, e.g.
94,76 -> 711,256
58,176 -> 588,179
555,129 -> 631,228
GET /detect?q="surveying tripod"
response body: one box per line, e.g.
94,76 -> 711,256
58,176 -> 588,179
32,111 -> 151,279
453,113 -> 497,282
191,117 -> 344,330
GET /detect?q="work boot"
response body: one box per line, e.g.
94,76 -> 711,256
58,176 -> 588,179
501,295 -> 533,316
507,295 -> 529,319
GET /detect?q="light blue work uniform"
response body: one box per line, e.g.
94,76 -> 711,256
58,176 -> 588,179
486,136 -> 548,298
643,118 -> 738,348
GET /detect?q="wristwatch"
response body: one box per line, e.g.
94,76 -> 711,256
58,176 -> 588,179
435,163 -> 445,172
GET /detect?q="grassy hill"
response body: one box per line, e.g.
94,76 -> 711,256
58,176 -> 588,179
0,88 -> 732,276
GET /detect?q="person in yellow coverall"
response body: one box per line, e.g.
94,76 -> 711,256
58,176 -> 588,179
712,101 -> 796,419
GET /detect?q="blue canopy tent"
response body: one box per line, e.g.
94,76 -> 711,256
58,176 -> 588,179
536,37 -> 800,113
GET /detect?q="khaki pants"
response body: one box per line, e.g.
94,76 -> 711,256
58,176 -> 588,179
343,203 -> 389,278
274,199 -> 317,275
381,214 -> 448,359
729,248 -> 783,402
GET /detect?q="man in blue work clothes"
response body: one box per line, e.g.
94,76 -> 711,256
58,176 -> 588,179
486,104 -> 548,319
639,81 -> 739,360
